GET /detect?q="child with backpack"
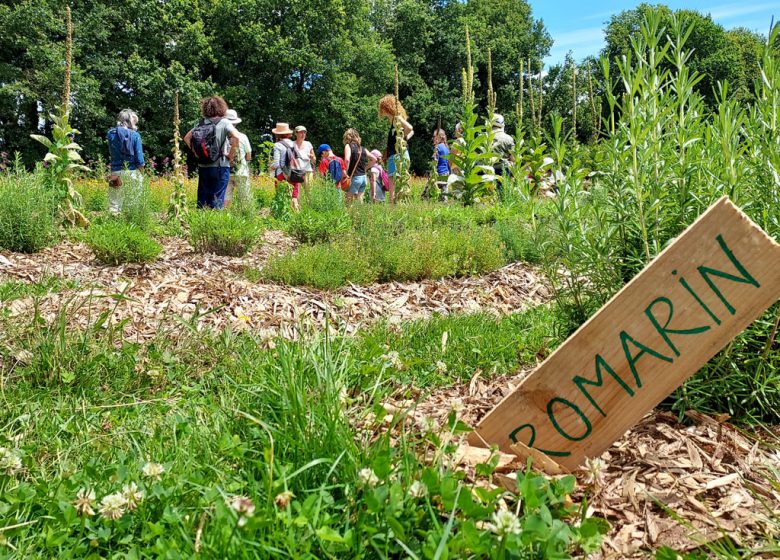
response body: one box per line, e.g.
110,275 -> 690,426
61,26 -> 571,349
269,122 -> 304,211
106,109 -> 145,214
368,150 -> 389,202
317,144 -> 346,189
183,96 -> 240,209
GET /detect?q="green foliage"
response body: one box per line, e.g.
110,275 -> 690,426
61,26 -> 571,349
287,208 -> 351,244
0,172 -> 60,253
188,210 -> 262,257
448,105 -> 499,206
0,276 -> 77,302
86,220 -> 162,265
352,306 -> 561,387
495,214 -> 543,263
263,241 -> 377,290
270,181 -> 292,222
300,180 -> 345,212
118,178 -> 156,231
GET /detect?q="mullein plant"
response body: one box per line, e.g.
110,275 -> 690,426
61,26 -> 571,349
30,6 -> 89,228
167,91 -> 189,228
447,28 -> 498,206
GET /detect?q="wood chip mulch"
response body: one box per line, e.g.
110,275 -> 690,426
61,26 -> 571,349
0,233 -> 549,341
379,371 -> 780,558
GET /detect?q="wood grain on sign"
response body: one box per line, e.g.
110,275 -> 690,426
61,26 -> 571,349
468,197 -> 780,471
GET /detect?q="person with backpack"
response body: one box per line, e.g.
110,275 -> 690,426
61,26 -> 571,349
343,128 -> 376,205
183,96 -> 239,209
293,125 -> 316,185
317,144 -> 346,188
106,109 -> 145,214
269,122 -> 304,211
368,150 -> 389,202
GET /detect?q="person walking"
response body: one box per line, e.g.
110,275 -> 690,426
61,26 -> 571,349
183,96 -> 239,209
343,128 -> 375,204
432,128 -> 451,201
378,94 -> 413,203
294,125 -> 316,185
106,109 -> 145,214
269,122 -> 303,211
224,109 -> 252,208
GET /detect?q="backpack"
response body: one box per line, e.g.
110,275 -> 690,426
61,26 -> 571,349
110,127 -> 135,159
327,157 -> 344,184
281,140 -> 306,183
190,118 -> 223,165
376,165 -> 390,191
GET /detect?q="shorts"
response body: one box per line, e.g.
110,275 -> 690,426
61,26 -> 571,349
386,151 -> 410,177
348,174 -> 367,195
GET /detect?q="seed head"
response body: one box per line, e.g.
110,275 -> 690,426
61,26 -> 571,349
73,488 -> 96,517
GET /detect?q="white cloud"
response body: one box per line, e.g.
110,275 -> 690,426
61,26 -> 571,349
708,2 -> 780,21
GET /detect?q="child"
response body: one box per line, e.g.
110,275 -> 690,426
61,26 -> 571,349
317,144 -> 346,189
368,149 -> 389,202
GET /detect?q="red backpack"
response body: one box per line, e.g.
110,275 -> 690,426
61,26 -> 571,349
374,165 -> 390,191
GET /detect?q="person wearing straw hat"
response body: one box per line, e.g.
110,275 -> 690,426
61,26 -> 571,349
224,109 -> 252,208
294,125 -> 316,185
270,122 -> 303,211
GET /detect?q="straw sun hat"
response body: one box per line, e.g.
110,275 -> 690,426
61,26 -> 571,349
272,122 -> 293,135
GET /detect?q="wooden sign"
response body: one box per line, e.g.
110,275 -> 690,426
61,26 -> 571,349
469,197 -> 780,472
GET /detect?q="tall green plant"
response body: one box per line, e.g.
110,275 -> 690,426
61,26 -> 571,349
29,6 -> 89,228
167,91 -> 189,228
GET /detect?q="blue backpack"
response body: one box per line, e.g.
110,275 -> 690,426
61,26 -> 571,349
327,157 -> 344,183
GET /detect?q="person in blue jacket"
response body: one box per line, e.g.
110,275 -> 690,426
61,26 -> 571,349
107,109 -> 145,214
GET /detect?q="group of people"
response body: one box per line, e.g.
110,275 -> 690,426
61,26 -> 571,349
105,93 -> 523,214
268,94 -> 414,209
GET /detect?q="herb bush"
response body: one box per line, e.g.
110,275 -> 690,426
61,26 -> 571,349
0,172 -> 59,253
188,209 -> 262,257
287,208 -> 351,244
86,220 -> 161,265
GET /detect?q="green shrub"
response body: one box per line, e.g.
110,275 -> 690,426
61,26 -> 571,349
300,180 -> 344,212
287,208 -> 351,244
188,209 -> 262,256
0,173 -> 59,253
255,184 -> 274,208
86,220 -> 162,265
263,241 -> 377,290
270,181 -> 292,221
495,215 -> 542,263
118,178 -> 156,231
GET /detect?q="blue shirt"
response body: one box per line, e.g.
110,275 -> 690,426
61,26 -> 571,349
107,127 -> 145,172
435,143 -> 450,176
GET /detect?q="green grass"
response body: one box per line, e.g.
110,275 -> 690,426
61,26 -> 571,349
0,305 -> 604,558
0,276 -> 79,302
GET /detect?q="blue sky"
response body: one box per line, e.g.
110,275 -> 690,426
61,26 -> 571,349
533,1 -> 780,66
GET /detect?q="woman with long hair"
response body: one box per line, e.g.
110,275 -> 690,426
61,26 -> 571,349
378,94 -> 413,203
343,128 -> 375,204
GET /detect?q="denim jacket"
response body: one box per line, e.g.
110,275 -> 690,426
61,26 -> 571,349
107,127 -> 145,172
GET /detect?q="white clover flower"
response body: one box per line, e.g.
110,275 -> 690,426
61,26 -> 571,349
0,447 -> 22,475
380,351 -> 406,371
408,480 -> 428,499
99,492 -> 127,520
582,456 -> 607,487
450,398 -> 465,413
73,488 -> 96,517
122,482 -> 144,511
435,361 -> 448,374
358,468 -> 380,488
487,510 -> 521,537
227,495 -> 255,527
142,462 -> 165,480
